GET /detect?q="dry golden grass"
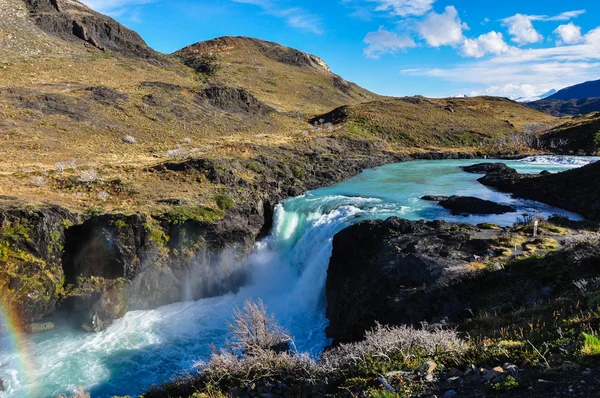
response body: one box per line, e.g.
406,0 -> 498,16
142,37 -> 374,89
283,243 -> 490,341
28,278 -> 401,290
176,37 -> 377,115
338,96 -> 557,149
0,21 -> 564,215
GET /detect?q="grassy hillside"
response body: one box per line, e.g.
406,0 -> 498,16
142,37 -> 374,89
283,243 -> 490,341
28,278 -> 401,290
315,96 -> 557,150
175,36 -> 376,115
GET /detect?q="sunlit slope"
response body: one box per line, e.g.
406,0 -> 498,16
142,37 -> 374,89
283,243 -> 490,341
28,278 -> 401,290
175,36 -> 377,115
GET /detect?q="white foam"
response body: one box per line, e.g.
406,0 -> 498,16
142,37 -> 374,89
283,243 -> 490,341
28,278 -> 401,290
517,155 -> 599,167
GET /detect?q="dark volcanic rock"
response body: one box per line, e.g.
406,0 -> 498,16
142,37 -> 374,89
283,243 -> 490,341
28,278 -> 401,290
201,85 -> 274,116
474,161 -> 600,220
422,195 -> 449,202
461,163 -> 518,175
326,218 -> 491,344
326,217 -> 600,345
24,0 -> 160,60
438,196 -> 516,215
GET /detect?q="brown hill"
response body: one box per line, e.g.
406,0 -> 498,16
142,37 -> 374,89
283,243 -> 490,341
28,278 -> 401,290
175,36 -> 375,114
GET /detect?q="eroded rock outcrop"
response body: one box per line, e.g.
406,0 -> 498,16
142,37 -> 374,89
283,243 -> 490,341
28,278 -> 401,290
325,217 -> 600,345
24,0 -> 160,59
325,218 -> 491,344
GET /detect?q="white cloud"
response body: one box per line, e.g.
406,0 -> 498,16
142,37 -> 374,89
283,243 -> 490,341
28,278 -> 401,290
544,10 -> 586,21
363,27 -> 416,58
232,0 -> 323,34
461,31 -> 510,58
367,0 -> 436,17
554,23 -> 583,45
470,83 -> 543,99
416,6 -> 467,47
501,10 -> 586,45
402,27 -> 600,99
502,14 -> 543,44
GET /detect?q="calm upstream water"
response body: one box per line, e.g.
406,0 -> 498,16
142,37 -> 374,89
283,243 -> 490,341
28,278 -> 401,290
0,156 -> 597,397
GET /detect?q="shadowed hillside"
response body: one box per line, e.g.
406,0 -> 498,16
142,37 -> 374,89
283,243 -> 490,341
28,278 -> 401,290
528,79 -> 600,116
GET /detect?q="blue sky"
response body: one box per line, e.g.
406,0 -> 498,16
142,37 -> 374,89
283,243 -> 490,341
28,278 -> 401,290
81,0 -> 600,99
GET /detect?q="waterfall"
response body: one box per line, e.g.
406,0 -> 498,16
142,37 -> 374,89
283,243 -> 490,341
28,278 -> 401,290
0,157 -> 587,397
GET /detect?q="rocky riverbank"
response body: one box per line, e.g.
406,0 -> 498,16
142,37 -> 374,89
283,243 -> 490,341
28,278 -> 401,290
464,161 -> 600,221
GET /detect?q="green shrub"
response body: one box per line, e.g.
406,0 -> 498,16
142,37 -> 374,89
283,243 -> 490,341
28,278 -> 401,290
582,333 -> 600,356
215,194 -> 235,210
491,375 -> 519,392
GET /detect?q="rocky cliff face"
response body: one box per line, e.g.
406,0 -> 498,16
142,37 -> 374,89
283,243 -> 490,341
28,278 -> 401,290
23,0 -> 160,59
0,200 -> 266,331
325,218 -> 491,344
325,217 -> 600,345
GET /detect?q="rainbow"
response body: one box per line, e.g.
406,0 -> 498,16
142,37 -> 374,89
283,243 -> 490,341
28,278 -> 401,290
0,299 -> 37,398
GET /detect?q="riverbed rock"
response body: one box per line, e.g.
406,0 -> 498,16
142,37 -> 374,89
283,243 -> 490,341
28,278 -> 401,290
461,163 -> 517,175
473,160 -> 600,221
438,196 -> 516,215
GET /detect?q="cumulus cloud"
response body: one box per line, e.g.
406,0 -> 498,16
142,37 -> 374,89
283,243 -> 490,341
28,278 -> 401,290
502,14 -> 543,44
502,9 -> 586,45
402,25 -> 600,99
363,27 -> 416,58
461,31 -> 510,58
554,23 -> 583,45
367,0 -> 437,17
416,6 -> 467,47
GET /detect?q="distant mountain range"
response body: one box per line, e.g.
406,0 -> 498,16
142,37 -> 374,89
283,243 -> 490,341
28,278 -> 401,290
516,89 -> 557,103
527,79 -> 600,116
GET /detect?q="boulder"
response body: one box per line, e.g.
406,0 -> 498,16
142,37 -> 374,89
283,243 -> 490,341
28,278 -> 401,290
461,163 -> 518,175
438,196 -> 516,215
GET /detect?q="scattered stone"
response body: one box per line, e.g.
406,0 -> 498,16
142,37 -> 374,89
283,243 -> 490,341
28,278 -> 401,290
447,376 -> 460,383
582,369 -> 592,376
425,373 -> 435,382
536,379 -> 556,390
503,363 -> 518,373
447,368 -> 463,377
387,370 -> 414,377
421,360 -> 437,374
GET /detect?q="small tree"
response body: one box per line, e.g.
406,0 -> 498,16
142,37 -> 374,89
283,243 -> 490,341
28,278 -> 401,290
227,299 -> 291,356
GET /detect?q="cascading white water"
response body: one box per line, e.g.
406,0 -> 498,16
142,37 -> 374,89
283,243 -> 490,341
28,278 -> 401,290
0,157 -> 594,397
